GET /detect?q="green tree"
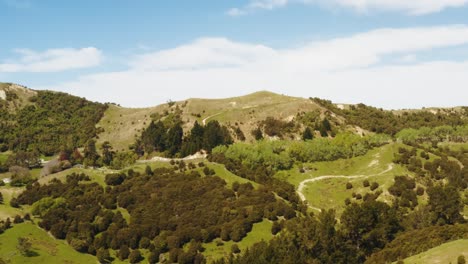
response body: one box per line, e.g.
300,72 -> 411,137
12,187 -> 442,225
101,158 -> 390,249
17,237 -> 34,257
128,249 -> 143,263
166,123 -> 183,156
302,127 -> 314,141
117,245 -> 130,260
427,185 -> 464,225
251,127 -> 263,140
96,248 -> 112,263
100,141 -> 114,166
83,139 -> 100,167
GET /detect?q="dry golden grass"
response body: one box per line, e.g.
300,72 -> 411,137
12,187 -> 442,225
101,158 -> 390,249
96,91 -> 326,150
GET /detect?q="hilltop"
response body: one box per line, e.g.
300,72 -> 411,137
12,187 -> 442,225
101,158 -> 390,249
96,91 -> 331,151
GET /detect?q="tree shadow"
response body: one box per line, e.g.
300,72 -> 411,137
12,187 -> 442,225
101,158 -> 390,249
24,250 -> 40,257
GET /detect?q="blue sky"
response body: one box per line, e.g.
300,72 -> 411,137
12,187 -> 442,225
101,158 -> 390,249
1,0 -> 468,109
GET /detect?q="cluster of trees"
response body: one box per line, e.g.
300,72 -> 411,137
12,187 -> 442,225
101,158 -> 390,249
393,146 -> 467,190
215,199 -> 402,264
388,176 -> 420,209
209,153 -> 302,211
135,120 -> 233,158
396,125 -> 468,145
312,98 -> 468,135
251,115 -> 334,141
213,132 -> 391,172
76,140 -> 137,169
214,179 -> 466,264
12,166 -> 296,262
0,91 -> 107,155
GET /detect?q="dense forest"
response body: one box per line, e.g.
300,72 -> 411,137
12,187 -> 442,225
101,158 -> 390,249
0,89 -> 107,155
10,165 -> 297,263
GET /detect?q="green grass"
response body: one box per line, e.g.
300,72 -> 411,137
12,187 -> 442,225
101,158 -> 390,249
202,219 -> 274,263
277,143 -> 411,214
401,239 -> 468,264
0,222 -> 97,264
38,167 -> 109,186
0,186 -> 26,220
202,162 -> 258,188
0,152 -> 10,163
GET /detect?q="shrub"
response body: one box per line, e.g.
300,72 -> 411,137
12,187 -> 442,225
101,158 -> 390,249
363,179 -> 370,187
346,182 -> 353,190
231,244 -> 241,254
128,249 -> 143,263
458,255 -> 466,264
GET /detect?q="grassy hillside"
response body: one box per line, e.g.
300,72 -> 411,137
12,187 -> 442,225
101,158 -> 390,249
0,83 -> 37,112
96,91 -> 326,151
401,239 -> 468,264
276,143 -> 411,214
0,222 -> 97,263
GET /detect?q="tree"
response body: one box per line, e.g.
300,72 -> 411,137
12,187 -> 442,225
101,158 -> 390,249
128,249 -> 143,263
101,141 -> 114,166
0,192 -> 3,204
427,185 -> 463,225
251,127 -> 263,140
341,200 -> 401,258
458,255 -> 466,264
166,123 -> 183,156
231,244 -> 241,254
96,248 -> 112,263
302,127 -> 314,141
363,180 -> 370,187
17,237 -> 34,256
117,245 -> 130,260
83,139 -> 100,167
145,165 -> 153,176
9,166 -> 33,186
203,121 -> 232,152
6,151 -> 41,168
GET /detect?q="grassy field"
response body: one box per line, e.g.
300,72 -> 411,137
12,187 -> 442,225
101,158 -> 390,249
401,239 -> 468,264
0,222 -> 97,264
202,162 -> 258,188
277,143 -> 412,213
202,219 -> 274,263
0,152 -> 10,164
0,185 -> 26,220
37,167 -> 110,186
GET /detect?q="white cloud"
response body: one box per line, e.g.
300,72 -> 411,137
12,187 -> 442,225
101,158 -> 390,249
41,25 -> 468,109
130,38 -> 276,71
0,47 -> 102,73
228,0 -> 468,16
331,0 -> 468,15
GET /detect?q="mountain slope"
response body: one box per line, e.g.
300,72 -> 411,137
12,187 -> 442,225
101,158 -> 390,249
96,91 -> 329,151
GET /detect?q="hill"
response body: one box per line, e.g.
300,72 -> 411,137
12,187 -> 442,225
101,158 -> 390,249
0,83 -> 467,263
96,91 -> 330,151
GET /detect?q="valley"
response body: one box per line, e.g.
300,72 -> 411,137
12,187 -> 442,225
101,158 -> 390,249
0,82 -> 467,263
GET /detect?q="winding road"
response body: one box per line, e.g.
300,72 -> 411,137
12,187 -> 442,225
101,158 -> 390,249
202,112 -> 223,125
297,164 -> 394,211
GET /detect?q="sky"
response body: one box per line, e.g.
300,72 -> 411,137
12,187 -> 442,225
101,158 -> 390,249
1,0 -> 468,109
